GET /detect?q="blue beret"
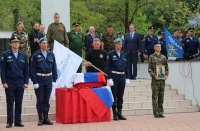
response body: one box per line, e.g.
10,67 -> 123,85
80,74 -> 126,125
114,38 -> 122,43
10,35 -> 20,43
161,32 -> 165,35
117,32 -> 123,34
38,37 -> 47,43
152,40 -> 162,46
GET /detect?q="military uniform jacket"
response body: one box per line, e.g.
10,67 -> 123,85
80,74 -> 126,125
46,22 -> 69,47
1,50 -> 29,84
101,32 -> 116,52
182,36 -> 199,55
143,34 -> 158,54
148,53 -> 169,78
67,30 -> 84,56
11,31 -> 30,54
106,50 -> 129,79
30,50 -> 58,84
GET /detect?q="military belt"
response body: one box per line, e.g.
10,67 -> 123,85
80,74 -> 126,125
37,72 -> 52,76
111,71 -> 125,75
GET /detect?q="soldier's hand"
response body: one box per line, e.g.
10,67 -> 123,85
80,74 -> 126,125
34,38 -> 38,43
84,61 -> 92,67
28,53 -> 31,58
163,76 -> 168,80
143,54 -> 148,59
3,83 -> 8,89
138,52 -> 141,56
154,76 -> 159,80
23,84 -> 28,89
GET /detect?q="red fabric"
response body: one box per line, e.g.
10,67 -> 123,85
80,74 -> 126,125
97,72 -> 106,84
73,82 -> 103,88
56,88 -> 111,124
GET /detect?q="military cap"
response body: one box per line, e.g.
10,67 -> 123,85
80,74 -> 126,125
161,32 -> 165,35
10,36 -> 20,43
187,27 -> 195,31
152,40 -> 162,46
114,38 -> 122,43
38,37 -> 48,43
148,26 -> 154,30
86,29 -> 89,33
72,22 -> 80,26
117,32 -> 123,34
17,21 -> 23,26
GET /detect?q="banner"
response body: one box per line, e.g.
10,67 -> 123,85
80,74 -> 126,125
51,40 -> 83,98
163,25 -> 184,58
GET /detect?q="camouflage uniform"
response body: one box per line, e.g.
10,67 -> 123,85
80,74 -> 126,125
148,53 -> 169,116
101,32 -> 116,52
11,31 -> 30,54
46,22 -> 69,50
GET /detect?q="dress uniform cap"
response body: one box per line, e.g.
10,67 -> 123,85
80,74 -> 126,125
72,22 -> 80,26
10,36 -> 20,43
148,26 -> 154,30
187,27 -> 194,31
152,40 -> 162,46
17,21 -> 23,26
117,32 -> 123,34
114,38 -> 122,43
86,29 -> 89,33
38,37 -> 48,43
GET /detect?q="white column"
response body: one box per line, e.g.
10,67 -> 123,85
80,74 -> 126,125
41,0 -> 70,33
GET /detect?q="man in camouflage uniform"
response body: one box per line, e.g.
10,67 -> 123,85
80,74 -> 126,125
67,22 -> 84,73
46,12 -> 69,51
101,25 -> 116,52
148,40 -> 169,118
11,22 -> 30,56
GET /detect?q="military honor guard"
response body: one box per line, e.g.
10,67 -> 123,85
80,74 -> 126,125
148,40 -> 169,118
30,37 -> 57,126
46,12 -> 69,51
143,26 -> 158,58
124,24 -> 141,80
182,27 -> 199,56
11,22 -> 30,56
101,25 -> 116,52
106,38 -> 130,120
67,22 -> 84,73
1,36 -> 29,128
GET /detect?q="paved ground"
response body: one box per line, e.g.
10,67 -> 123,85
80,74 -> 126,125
1,113 -> 200,131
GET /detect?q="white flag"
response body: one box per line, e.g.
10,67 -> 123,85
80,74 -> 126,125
51,40 -> 83,98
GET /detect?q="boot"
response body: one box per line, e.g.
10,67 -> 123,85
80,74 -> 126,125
38,113 -> 43,126
117,108 -> 127,120
43,113 -> 53,125
112,107 -> 119,120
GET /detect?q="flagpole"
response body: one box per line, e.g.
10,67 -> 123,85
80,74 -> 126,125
82,59 -> 108,76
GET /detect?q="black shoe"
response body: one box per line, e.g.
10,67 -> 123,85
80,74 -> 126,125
6,124 -> 12,128
154,115 -> 160,118
43,113 -> 53,125
159,114 -> 165,118
112,107 -> 119,121
14,123 -> 24,127
133,77 -> 136,80
117,109 -> 127,120
38,113 -> 43,126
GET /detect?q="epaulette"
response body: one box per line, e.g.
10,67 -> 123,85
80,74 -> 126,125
60,22 -> 63,25
2,50 -> 9,54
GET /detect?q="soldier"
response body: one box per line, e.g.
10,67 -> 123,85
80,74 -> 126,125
159,32 -> 168,59
1,36 -> 29,128
143,26 -> 158,58
46,12 -> 69,51
30,37 -> 58,126
106,38 -> 129,121
11,22 -> 30,56
116,32 -> 125,51
101,25 -> 116,52
148,40 -> 169,118
182,27 -> 199,56
67,22 -> 84,73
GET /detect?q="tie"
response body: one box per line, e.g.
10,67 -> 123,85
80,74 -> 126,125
92,34 -> 95,39
130,34 -> 133,39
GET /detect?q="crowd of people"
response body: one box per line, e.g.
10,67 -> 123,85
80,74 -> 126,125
2,12 -> 200,128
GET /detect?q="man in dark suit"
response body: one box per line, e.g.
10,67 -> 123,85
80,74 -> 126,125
28,22 -> 44,76
124,24 -> 141,80
84,26 -> 100,52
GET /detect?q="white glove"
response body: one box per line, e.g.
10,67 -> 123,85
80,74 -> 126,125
126,79 -> 130,85
108,79 -> 114,86
33,84 -> 39,89
52,82 -> 56,86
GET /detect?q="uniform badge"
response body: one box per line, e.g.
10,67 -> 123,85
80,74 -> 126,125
8,56 -> 12,59
100,54 -> 103,58
1,56 -> 4,61
113,55 -> 117,58
107,56 -> 109,60
37,55 -> 41,57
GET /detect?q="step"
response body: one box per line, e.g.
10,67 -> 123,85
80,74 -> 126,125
0,106 -> 55,115
125,85 -> 171,91
0,94 -> 37,101
122,106 -> 199,116
123,100 -> 192,109
123,95 -> 184,102
124,89 -> 178,96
